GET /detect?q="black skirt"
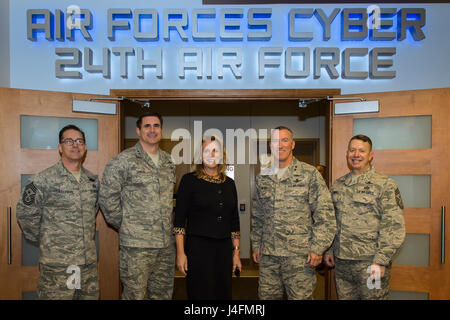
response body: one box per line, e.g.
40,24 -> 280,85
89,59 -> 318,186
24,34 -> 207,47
185,235 -> 232,300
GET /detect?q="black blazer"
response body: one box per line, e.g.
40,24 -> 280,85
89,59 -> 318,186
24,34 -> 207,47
174,172 -> 240,239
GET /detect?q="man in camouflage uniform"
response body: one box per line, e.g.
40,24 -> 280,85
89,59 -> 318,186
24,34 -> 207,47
99,112 -> 176,300
324,134 -> 406,300
251,126 -> 336,300
17,125 -> 99,300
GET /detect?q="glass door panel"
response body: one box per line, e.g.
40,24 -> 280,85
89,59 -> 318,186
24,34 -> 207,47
353,116 -> 431,150
20,116 -> 98,150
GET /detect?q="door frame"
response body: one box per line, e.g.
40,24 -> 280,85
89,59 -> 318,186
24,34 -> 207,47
112,89 -> 339,299
110,89 -> 341,101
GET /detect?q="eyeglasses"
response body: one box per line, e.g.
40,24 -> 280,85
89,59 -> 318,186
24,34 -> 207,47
61,138 -> 85,146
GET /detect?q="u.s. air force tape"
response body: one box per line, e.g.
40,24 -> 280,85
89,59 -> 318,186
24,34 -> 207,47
23,182 -> 37,205
394,188 -> 404,210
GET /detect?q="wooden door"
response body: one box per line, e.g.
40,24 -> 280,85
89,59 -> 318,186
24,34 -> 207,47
330,88 -> 450,299
0,88 -> 120,299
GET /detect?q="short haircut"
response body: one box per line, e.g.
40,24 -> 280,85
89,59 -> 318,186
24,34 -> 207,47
349,134 -> 373,151
136,112 -> 163,129
59,124 -> 86,143
271,126 -> 293,139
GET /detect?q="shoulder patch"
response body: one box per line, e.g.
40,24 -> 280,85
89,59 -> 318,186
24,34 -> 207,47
23,182 -> 38,206
394,187 -> 404,209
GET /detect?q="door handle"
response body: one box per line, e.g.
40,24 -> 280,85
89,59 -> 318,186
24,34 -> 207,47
442,206 -> 446,264
7,207 -> 12,265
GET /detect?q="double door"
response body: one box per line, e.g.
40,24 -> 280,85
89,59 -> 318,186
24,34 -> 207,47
0,88 -> 120,299
331,88 -> 449,299
1,87 -> 448,299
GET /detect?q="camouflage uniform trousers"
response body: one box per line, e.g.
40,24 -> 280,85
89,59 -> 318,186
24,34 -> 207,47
37,263 -> 99,300
258,254 -> 316,300
119,244 -> 176,300
334,258 -> 391,300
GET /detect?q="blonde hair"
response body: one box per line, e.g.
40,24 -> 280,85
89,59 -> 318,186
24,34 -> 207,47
194,135 -> 227,179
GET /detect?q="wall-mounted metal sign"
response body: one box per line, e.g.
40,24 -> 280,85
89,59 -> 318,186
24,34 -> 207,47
26,6 -> 426,81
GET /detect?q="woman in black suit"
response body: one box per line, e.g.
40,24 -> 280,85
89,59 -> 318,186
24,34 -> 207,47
173,136 -> 241,300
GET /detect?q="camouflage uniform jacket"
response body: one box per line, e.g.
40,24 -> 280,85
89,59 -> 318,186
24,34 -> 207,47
251,158 -> 336,257
329,166 -> 406,266
99,142 -> 176,248
16,160 -> 99,266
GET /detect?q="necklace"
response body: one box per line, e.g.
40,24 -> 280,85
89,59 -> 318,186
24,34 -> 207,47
196,171 -> 226,184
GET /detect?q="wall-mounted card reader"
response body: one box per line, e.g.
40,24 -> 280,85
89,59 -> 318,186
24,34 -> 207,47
239,200 -> 248,214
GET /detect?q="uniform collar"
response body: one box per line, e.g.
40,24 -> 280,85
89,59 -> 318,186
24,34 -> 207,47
344,165 -> 375,186
282,157 -> 299,181
134,141 -> 171,168
56,160 -> 92,182
56,160 -> 72,177
264,157 -> 299,182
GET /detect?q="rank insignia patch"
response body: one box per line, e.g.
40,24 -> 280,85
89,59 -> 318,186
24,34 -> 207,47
394,188 -> 404,209
23,182 -> 37,205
